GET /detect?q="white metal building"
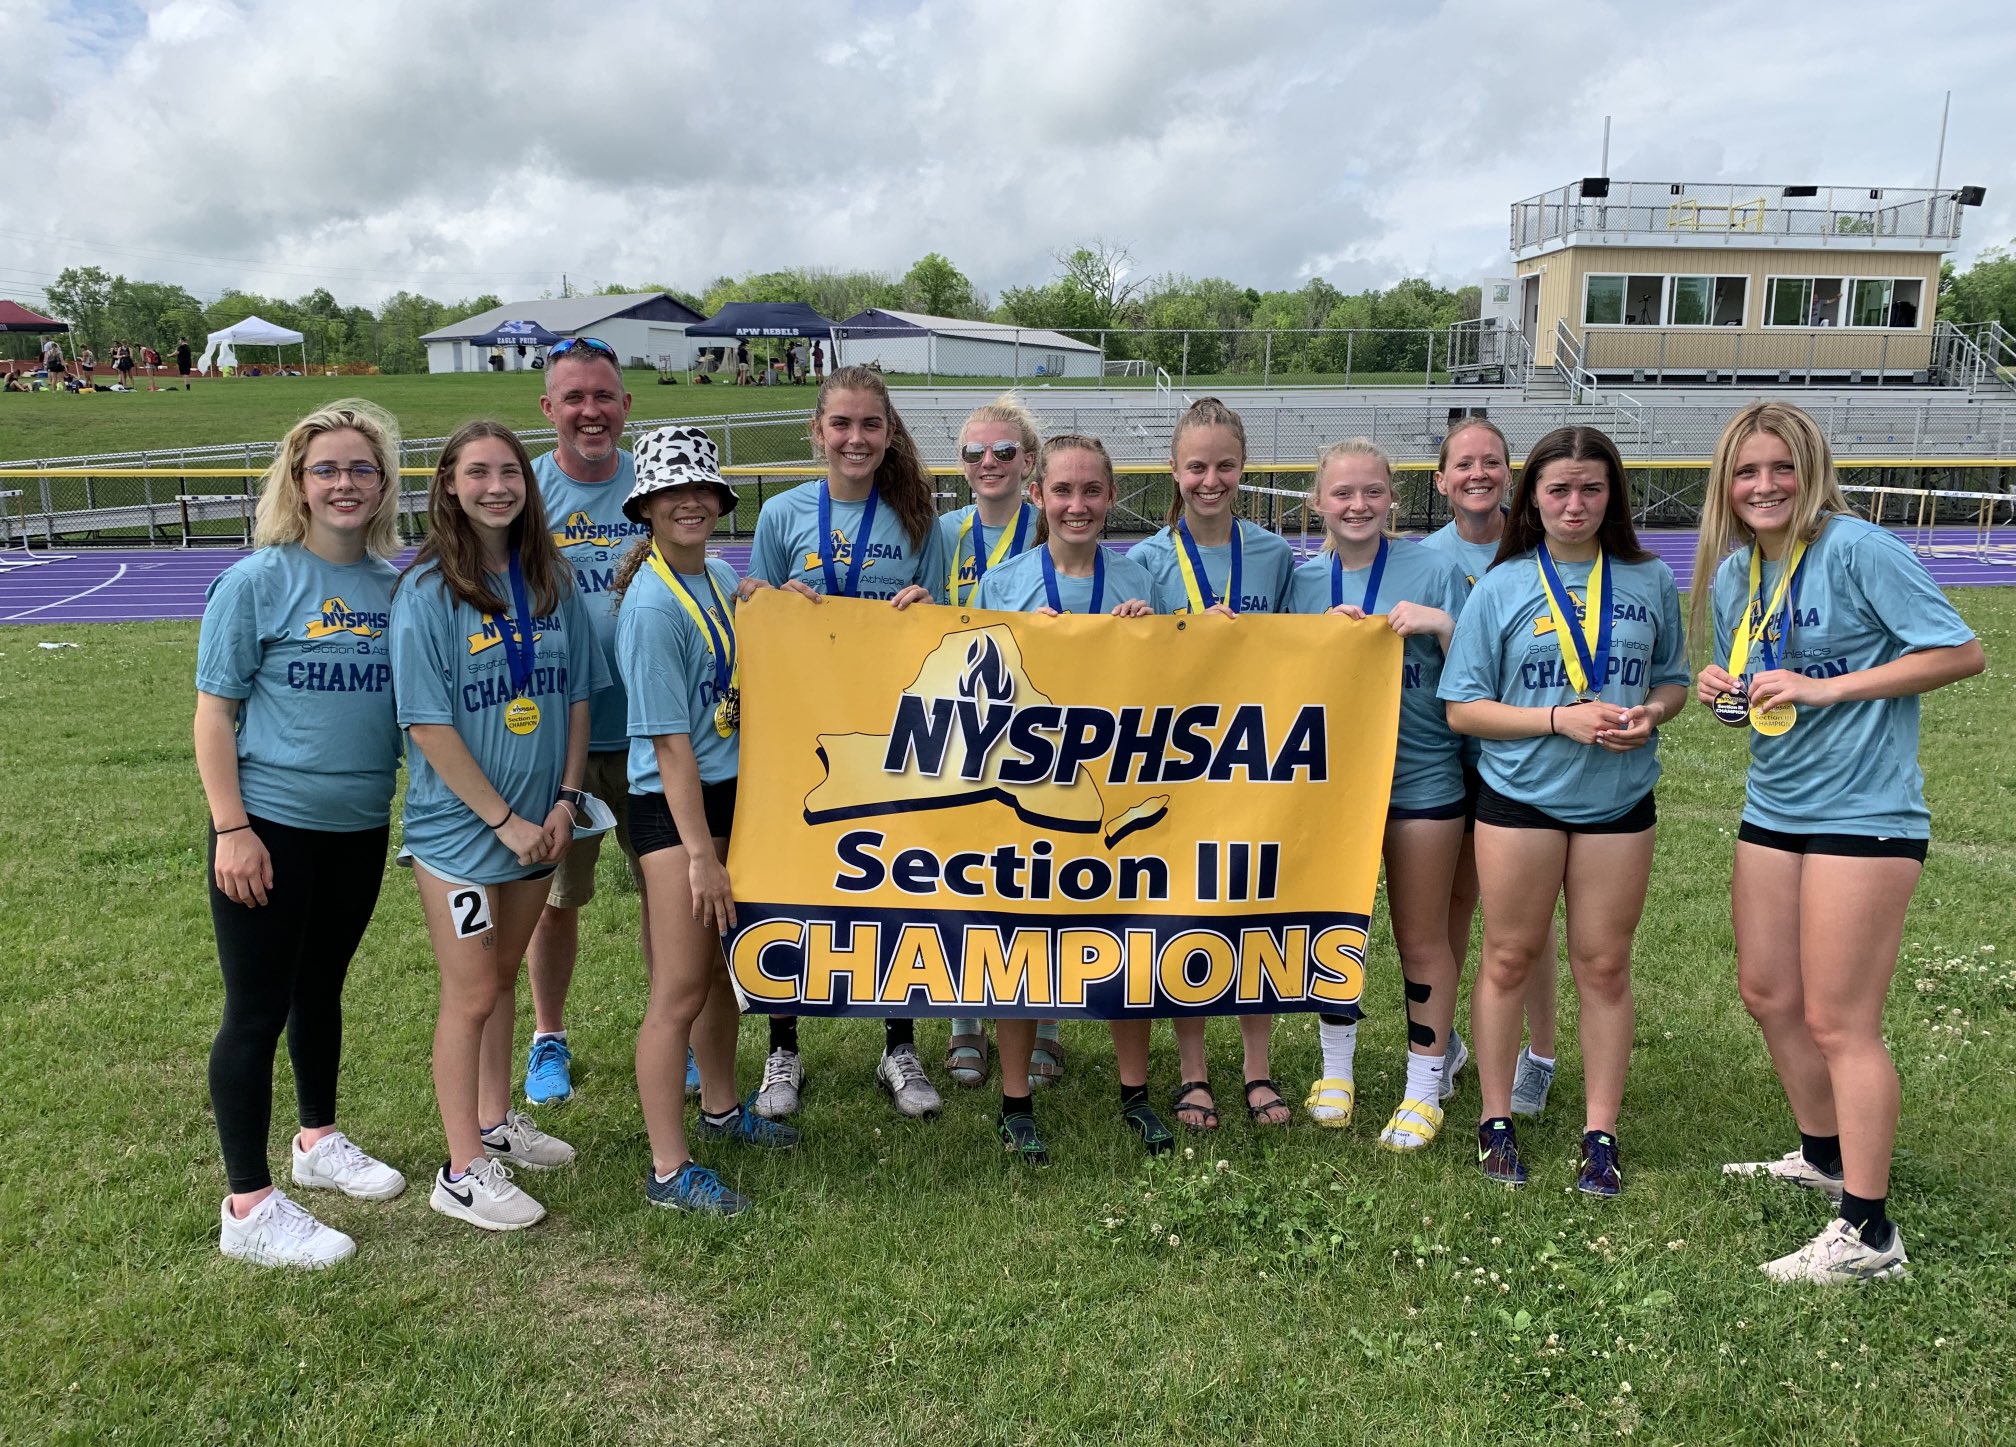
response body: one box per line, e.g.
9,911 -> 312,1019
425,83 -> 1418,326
835,308 -> 1104,379
421,293 -> 708,374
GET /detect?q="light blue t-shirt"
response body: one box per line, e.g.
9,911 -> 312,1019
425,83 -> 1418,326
1128,519 -> 1295,615
1439,551 -> 1688,823
1419,520 -> 1505,768
195,544 -> 401,832
1712,513 -> 1975,838
534,451 -> 647,754
1419,519 -> 1503,588
971,544 -> 1168,615
937,501 -> 1040,605
617,557 -> 743,793
390,563 -> 605,884
1288,541 -> 1470,811
749,478 -> 951,602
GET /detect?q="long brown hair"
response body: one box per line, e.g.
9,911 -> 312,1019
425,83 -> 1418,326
1494,425 -> 1651,568
1687,401 -> 1850,664
399,420 -> 568,616
813,365 -> 935,551
1165,396 -> 1248,524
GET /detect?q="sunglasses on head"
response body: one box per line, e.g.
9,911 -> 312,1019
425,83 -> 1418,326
548,336 -> 618,361
961,440 -> 1023,464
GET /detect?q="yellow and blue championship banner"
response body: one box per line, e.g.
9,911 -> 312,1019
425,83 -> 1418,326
726,591 -> 1402,1019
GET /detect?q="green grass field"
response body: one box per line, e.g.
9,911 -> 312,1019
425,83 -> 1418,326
2,598 -> 2011,1445
0,369 -> 1446,466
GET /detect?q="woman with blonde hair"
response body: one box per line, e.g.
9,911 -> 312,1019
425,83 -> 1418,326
1694,401 -> 1982,1283
937,394 -> 1061,1090
195,400 -> 406,1267
1128,397 -> 1296,1130
1288,438 -> 1471,1150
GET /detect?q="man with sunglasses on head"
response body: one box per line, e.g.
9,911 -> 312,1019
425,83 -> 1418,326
521,336 -> 654,1106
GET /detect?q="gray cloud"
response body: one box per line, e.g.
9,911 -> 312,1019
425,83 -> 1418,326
4,0 -> 2011,310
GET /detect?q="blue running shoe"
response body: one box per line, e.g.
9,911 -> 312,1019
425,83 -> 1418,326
645,1161 -> 750,1216
1477,1116 -> 1528,1188
684,1048 -> 701,1100
1577,1130 -> 1623,1197
524,1037 -> 573,1105
696,1101 -> 802,1151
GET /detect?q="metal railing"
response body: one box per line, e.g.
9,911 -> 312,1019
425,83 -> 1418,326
1444,318 -> 1531,384
1512,181 -> 1963,254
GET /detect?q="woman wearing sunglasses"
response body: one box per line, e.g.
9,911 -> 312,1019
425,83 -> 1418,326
935,396 -> 1066,1093
196,401 -> 407,1267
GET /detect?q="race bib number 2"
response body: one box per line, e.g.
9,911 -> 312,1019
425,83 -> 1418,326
448,884 -> 493,940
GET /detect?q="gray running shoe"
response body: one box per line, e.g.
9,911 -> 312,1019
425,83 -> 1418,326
1510,1046 -> 1555,1117
1441,1030 -> 1469,1100
875,1044 -> 943,1119
751,1047 -> 804,1120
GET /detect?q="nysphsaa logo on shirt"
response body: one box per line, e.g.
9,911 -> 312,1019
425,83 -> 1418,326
552,511 -> 647,550
303,596 -> 389,639
1531,590 -> 1649,634
802,529 -> 905,576
467,616 -> 555,656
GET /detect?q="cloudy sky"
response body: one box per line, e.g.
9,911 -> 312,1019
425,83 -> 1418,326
4,0 -> 2013,312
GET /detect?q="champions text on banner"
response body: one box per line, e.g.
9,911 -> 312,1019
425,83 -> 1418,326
725,591 -> 1403,1019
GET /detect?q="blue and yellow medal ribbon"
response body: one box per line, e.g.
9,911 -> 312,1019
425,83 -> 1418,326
949,502 -> 1033,606
1728,536 -> 1809,677
1535,545 -> 1611,699
1174,517 -> 1242,614
498,549 -> 540,735
646,543 -> 739,737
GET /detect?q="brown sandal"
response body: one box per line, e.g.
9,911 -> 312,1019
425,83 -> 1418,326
945,1031 -> 989,1088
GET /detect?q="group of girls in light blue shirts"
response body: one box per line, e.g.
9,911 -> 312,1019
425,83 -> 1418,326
195,375 -> 1981,1287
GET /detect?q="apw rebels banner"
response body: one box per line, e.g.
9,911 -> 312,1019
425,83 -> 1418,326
726,590 -> 1400,1018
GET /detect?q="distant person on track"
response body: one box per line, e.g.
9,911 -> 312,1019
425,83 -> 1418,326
390,420 -> 602,1232
811,340 -> 825,383
734,339 -> 750,385
78,346 -> 95,385
176,337 -> 193,389
520,335 -> 658,1109
1440,425 -> 1689,1198
41,337 -> 65,383
1693,401 -> 1983,1284
194,399 -> 407,1268
113,342 -> 134,388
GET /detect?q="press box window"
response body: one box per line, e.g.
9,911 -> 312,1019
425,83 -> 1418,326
1584,275 -> 1665,326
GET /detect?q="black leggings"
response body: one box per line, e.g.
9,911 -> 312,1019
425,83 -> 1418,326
207,816 -> 388,1193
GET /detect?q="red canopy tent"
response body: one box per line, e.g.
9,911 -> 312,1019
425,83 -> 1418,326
0,301 -> 69,333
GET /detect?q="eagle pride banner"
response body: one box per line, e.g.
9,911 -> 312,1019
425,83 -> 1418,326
726,590 -> 1402,1019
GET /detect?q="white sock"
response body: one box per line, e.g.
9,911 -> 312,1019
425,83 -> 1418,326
1525,1049 -> 1556,1070
1405,1050 -> 1446,1103
1318,1020 -> 1358,1081
532,1029 -> 566,1044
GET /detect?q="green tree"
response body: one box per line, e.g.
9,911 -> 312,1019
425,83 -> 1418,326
1943,245 -> 2016,329
900,253 -> 985,318
44,266 -> 117,350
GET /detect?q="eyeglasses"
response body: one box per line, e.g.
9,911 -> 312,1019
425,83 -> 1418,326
305,463 -> 383,483
548,336 -> 618,362
961,440 -> 1023,464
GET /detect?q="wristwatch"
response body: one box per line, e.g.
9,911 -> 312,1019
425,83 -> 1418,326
558,786 -> 590,814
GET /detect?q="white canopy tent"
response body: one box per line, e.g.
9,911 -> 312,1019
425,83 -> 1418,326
199,315 -> 307,375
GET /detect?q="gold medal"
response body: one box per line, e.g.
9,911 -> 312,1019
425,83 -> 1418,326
504,696 -> 541,735
1749,700 -> 1796,737
714,686 -> 740,738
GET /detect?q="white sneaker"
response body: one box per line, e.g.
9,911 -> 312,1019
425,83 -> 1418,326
480,1108 -> 576,1171
1761,1218 -> 1908,1284
751,1047 -> 804,1120
430,1159 -> 546,1232
876,1043 -> 943,1119
1509,1047 -> 1555,1116
292,1131 -> 407,1200
219,1188 -> 355,1269
1721,1148 -> 1845,1202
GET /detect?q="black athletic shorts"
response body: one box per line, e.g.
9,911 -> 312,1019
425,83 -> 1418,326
1460,763 -> 1483,833
1736,820 -> 1927,862
1473,781 -> 1656,835
629,781 -> 738,855
1389,794 -> 1468,822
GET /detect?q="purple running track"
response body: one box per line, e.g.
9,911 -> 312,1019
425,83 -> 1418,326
3,530 -> 2013,625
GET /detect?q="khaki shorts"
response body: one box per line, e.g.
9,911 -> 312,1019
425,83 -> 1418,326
546,750 -> 643,909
